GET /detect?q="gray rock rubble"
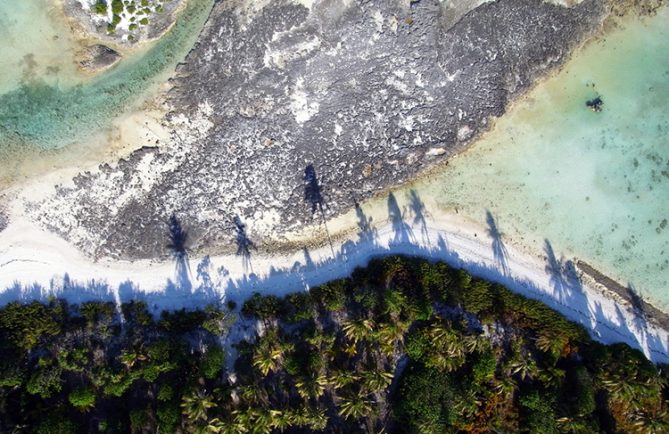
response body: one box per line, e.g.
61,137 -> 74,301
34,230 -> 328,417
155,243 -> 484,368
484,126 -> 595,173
32,0 -> 608,260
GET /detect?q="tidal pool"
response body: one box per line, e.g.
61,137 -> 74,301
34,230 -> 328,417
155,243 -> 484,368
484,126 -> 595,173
409,8 -> 669,308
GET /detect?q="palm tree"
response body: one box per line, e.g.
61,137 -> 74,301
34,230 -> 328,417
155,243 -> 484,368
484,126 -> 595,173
252,409 -> 279,434
295,375 -> 327,400
462,333 -> 489,355
292,405 -> 328,430
632,409 -> 669,434
494,376 -> 517,401
338,393 -> 374,420
305,330 -> 334,347
376,321 -> 407,354
272,410 -> 295,432
535,332 -> 566,358
428,322 -> 465,359
509,357 -> 539,381
239,385 -> 269,406
600,371 -> 659,411
426,351 -> 465,372
453,388 -> 481,421
342,318 -> 375,344
538,366 -> 565,389
557,416 -> 592,434
119,348 -> 146,369
233,408 -> 278,434
382,289 -> 407,317
328,369 -> 360,390
252,346 -> 280,376
252,338 -> 292,376
204,418 -> 245,434
361,369 -> 394,393
181,389 -> 216,423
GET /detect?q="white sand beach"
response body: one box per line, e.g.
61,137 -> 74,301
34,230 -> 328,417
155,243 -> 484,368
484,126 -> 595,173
1,173 -> 667,364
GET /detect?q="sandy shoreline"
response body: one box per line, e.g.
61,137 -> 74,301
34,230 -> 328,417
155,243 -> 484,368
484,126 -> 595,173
1,196 -> 668,363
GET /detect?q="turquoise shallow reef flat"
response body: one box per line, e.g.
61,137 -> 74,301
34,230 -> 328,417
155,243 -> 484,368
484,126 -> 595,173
0,0 -> 212,161
0,0 -> 83,94
413,8 -> 669,308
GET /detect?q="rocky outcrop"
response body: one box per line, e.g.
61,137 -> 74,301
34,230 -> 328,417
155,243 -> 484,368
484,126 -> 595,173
33,0 -> 608,260
79,44 -> 121,72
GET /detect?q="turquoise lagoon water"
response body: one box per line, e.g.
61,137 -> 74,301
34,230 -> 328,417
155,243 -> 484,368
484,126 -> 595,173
0,0 -> 213,175
410,9 -> 669,308
0,0 -> 83,95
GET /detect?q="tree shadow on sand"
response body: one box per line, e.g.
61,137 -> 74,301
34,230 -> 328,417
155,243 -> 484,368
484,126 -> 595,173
234,216 -> 255,274
304,164 -> 324,216
3,195 -> 668,363
408,189 -> 430,243
304,164 -> 335,256
626,284 -> 647,322
388,193 -> 414,246
355,200 -> 377,245
166,214 -> 191,292
486,210 -> 509,276
544,239 -> 583,303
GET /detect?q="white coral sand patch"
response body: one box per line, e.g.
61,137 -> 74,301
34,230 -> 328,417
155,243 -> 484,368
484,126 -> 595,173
399,115 -> 415,132
171,100 -> 215,143
263,35 -> 321,69
372,10 -> 384,32
251,208 -> 281,234
426,147 -> 447,156
289,78 -> 320,124
77,0 -> 91,11
384,75 -> 409,94
292,0 -> 316,9
457,125 -> 472,141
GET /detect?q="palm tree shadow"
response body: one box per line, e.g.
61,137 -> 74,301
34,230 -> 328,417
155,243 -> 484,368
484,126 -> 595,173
304,164 -> 324,216
166,214 -> 191,291
544,239 -> 568,298
543,239 -> 584,304
627,284 -> 647,326
355,201 -> 377,245
486,210 -> 509,276
234,215 -> 255,274
388,193 -> 414,246
304,164 -> 335,256
408,189 -> 430,244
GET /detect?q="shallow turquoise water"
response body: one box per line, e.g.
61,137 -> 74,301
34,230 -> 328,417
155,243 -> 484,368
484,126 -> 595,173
0,0 -> 83,94
414,9 -> 669,307
0,0 -> 212,156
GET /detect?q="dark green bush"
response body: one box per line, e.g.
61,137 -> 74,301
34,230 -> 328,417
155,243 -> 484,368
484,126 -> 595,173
241,293 -> 282,320
95,1 -> 108,15
310,280 -> 348,311
394,364 -> 455,433
111,0 -> 124,14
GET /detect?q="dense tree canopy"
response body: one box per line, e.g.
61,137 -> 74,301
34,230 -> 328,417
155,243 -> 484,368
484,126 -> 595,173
1,256 -> 667,433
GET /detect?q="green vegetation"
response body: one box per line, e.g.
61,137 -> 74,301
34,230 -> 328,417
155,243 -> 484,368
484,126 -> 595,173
111,0 -> 124,14
95,0 -> 108,15
1,256 -> 668,432
100,0 -> 164,35
0,299 -> 229,432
